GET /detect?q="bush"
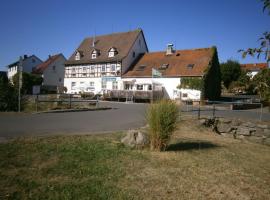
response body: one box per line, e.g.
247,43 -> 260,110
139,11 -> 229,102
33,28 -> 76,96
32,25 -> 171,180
146,100 -> 179,151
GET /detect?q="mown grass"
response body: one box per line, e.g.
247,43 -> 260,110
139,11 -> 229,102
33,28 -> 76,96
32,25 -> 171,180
1,118 -> 270,199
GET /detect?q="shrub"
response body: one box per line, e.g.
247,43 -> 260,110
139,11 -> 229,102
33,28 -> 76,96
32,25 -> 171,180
146,100 -> 179,151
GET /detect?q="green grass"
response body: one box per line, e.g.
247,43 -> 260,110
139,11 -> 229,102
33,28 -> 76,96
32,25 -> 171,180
1,119 -> 270,199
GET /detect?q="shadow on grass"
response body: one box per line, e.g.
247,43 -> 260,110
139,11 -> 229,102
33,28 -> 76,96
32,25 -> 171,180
166,140 -> 219,151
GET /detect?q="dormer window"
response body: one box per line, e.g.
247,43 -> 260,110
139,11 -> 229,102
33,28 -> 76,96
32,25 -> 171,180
108,47 -> 118,58
92,49 -> 99,59
75,51 -> 81,60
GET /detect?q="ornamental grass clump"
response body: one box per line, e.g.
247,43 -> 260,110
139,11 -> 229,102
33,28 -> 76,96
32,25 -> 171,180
147,100 -> 179,151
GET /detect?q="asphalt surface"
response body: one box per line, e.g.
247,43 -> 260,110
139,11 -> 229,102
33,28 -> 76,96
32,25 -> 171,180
0,102 -> 269,138
0,102 -> 148,137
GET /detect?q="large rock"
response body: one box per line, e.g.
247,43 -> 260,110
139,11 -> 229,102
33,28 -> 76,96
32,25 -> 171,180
216,122 -> 232,133
121,130 -> 149,148
237,127 -> 252,136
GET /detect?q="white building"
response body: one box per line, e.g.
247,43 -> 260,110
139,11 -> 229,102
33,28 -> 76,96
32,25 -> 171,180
33,53 -> 66,87
240,63 -> 268,78
64,29 -> 148,94
7,55 -> 42,81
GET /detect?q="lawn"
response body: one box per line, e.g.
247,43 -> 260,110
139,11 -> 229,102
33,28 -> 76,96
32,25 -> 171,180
0,118 -> 270,199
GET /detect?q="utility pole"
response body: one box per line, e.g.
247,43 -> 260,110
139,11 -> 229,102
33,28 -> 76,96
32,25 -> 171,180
18,56 -> 23,112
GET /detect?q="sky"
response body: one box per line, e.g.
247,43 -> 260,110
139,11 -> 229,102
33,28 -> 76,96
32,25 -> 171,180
0,0 -> 269,71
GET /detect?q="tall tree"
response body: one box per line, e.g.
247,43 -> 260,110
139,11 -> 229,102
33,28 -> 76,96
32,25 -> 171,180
220,60 -> 242,89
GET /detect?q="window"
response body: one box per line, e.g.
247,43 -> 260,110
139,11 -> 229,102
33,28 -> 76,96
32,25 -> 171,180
132,51 -> 136,58
139,39 -> 141,47
90,82 -> 94,87
82,73 -> 87,77
182,93 -> 188,98
112,81 -> 118,90
75,52 -> 80,60
92,49 -> 98,59
52,66 -> 56,71
137,84 -> 143,90
82,67 -> 86,72
136,65 -> 146,71
80,82 -> 84,85
108,47 -> 117,57
72,68 -> 76,72
90,65 -> 95,72
148,85 -> 152,90
101,65 -> 106,72
59,78 -> 62,82
187,64 -> 194,69
101,81 -> 106,89
71,73 -> 76,77
71,82 -> 76,90
111,64 -> 116,71
32,59 -> 36,63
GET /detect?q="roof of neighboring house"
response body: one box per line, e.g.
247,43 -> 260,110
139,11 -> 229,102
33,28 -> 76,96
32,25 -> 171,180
65,29 -> 147,65
7,55 -> 42,68
123,48 -> 213,78
33,54 -> 62,74
240,63 -> 268,71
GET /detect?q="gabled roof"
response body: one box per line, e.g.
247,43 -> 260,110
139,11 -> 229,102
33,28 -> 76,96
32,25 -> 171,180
33,54 -> 62,74
123,48 -> 213,78
65,29 -> 146,65
7,55 -> 42,68
240,63 -> 268,72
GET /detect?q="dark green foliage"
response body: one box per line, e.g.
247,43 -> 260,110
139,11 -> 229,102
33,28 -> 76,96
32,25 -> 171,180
220,60 -> 242,89
146,100 -> 179,151
0,77 -> 18,111
13,72 -> 43,95
202,47 -> 221,100
178,77 -> 203,90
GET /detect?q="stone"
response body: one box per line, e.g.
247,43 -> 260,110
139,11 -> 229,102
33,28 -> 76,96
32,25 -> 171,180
241,122 -> 256,128
254,128 -> 266,137
218,118 -> 232,124
121,130 -> 149,148
263,129 -> 270,137
216,122 -> 232,133
263,138 -> 270,146
257,124 -> 269,129
246,136 -> 263,144
231,120 -> 242,127
237,127 -> 252,136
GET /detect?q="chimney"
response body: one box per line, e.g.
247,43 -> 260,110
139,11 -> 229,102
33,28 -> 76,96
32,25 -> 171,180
166,44 -> 174,55
23,55 -> 28,59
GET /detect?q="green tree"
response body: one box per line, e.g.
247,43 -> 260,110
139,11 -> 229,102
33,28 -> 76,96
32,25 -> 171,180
220,60 -> 242,89
12,72 -> 43,94
0,77 -> 18,111
177,77 -> 203,90
252,68 -> 270,100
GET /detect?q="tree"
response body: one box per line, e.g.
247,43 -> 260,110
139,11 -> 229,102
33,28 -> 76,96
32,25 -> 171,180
177,77 -> 203,90
252,68 -> 270,100
220,60 -> 242,89
0,76 -> 18,111
12,72 -> 43,95
239,0 -> 270,63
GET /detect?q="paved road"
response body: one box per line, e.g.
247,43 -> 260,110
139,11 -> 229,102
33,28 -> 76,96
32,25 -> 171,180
0,102 -> 148,137
0,102 -> 269,138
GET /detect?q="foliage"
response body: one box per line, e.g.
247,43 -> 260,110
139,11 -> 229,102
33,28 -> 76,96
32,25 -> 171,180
13,72 -> 43,95
178,77 -> 203,90
146,100 -> 179,151
228,70 -> 252,93
201,46 -> 222,100
220,60 -> 242,89
252,68 -> 270,100
0,77 -> 18,111
239,0 -> 270,62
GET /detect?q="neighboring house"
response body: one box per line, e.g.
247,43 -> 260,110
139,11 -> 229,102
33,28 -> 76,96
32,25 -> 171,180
240,63 -> 268,78
33,54 -> 66,87
123,46 -> 217,99
7,55 -> 42,81
64,29 -> 148,94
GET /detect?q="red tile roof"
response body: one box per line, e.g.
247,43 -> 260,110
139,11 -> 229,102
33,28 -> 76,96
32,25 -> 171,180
33,54 -> 61,74
65,29 -> 146,65
123,48 -> 213,78
240,63 -> 268,71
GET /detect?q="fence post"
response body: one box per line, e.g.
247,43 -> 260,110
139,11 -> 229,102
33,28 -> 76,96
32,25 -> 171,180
198,101 -> 201,119
36,95 -> 38,112
212,104 -> 216,118
69,94 -> 72,109
260,103 -> 263,121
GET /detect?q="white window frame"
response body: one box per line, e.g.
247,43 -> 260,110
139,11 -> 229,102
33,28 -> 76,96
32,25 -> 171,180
137,84 -> 143,90
71,82 -> 76,90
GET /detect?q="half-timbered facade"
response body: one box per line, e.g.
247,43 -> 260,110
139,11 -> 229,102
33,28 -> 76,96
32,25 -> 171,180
64,29 -> 148,94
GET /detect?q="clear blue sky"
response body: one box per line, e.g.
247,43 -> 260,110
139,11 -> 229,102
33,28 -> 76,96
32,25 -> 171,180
0,0 -> 269,71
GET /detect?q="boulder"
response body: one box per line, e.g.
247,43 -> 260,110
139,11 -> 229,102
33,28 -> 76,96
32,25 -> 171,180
216,122 -> 233,133
121,130 -> 149,148
257,124 -> 269,129
241,122 -> 256,128
237,127 -> 252,136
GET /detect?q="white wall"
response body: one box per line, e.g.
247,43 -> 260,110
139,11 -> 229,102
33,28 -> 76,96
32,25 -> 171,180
64,77 -> 122,94
121,32 -> 148,74
43,55 -> 66,87
121,77 -> 181,99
